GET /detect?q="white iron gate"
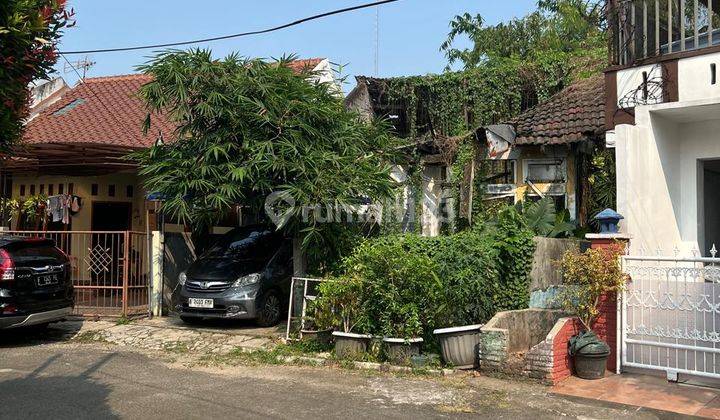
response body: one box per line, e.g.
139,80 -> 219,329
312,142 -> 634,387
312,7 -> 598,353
622,254 -> 720,379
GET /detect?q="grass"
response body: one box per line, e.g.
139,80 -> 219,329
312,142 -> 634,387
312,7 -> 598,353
163,341 -> 190,354
73,330 -> 107,344
115,317 -> 133,326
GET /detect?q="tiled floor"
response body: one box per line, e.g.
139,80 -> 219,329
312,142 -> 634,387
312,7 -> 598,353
552,372 -> 720,418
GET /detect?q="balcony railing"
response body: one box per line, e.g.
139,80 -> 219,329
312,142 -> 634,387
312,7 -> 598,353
610,0 -> 720,66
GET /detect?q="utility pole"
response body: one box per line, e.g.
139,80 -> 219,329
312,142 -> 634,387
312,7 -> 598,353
374,6 -> 379,76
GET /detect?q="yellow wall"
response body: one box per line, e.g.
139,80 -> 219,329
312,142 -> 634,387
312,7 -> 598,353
10,171 -> 147,232
512,146 -> 577,218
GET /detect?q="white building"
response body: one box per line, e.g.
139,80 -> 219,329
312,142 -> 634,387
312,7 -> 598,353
608,0 -> 720,257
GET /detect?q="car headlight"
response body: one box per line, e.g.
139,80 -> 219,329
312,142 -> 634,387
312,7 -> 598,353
179,271 -> 187,286
233,273 -> 261,288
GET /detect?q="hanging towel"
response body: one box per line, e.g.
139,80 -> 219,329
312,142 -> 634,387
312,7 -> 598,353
47,195 -> 63,222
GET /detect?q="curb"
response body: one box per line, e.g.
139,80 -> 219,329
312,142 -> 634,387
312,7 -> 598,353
549,392 -> 701,419
277,354 -> 457,376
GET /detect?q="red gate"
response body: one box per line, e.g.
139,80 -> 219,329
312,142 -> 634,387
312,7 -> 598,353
0,231 -> 149,317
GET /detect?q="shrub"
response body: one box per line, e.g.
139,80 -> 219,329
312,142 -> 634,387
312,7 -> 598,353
313,274 -> 368,334
343,238 -> 442,338
557,244 -> 628,330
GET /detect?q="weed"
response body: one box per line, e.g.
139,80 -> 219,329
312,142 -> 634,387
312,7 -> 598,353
73,331 -> 107,343
163,341 -> 190,354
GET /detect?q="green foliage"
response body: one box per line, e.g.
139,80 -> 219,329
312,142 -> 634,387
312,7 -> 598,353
0,0 -> 73,148
587,148 -> 617,228
441,0 -> 606,71
133,49 -> 400,247
517,196 -> 576,238
313,274 -> 367,334
315,210 -> 535,340
343,237 -> 442,338
488,206 -> 537,312
557,244 -> 628,329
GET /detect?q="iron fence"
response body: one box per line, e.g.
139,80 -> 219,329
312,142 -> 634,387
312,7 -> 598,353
0,230 -> 149,317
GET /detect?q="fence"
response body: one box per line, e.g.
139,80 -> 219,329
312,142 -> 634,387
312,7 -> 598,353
622,253 -> 720,380
0,230 -> 149,317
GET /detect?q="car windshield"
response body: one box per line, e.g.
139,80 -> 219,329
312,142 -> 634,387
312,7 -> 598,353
203,228 -> 274,260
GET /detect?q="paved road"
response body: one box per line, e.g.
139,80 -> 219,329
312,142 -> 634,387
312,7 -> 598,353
0,327 -> 665,419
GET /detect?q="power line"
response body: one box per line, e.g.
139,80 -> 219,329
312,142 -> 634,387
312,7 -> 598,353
59,0 -> 402,55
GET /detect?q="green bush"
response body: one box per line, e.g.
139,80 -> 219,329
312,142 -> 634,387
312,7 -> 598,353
343,238 -> 442,338
313,206 -> 535,341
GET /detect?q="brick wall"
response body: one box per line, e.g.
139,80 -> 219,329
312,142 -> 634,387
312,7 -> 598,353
548,317 -> 583,383
588,238 -> 623,372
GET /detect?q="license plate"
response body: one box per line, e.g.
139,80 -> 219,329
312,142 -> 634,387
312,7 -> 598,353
188,298 -> 214,309
36,274 -> 59,287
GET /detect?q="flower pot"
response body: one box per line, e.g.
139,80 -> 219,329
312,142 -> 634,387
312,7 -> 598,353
332,331 -> 372,360
301,329 -> 333,346
573,351 -> 609,380
382,337 -> 423,365
433,324 -> 483,369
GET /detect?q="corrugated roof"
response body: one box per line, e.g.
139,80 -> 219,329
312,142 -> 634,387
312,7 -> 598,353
512,74 -> 606,145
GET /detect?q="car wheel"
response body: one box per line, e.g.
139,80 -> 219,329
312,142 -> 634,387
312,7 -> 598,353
256,290 -> 282,327
180,315 -> 202,325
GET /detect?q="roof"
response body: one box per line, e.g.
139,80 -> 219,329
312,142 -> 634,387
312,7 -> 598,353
22,58 -> 328,150
285,58 -> 324,73
511,74 -> 606,145
23,74 -> 175,149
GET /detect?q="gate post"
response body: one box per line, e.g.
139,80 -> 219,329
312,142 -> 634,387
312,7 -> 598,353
150,230 -> 164,317
585,231 -> 631,374
122,231 -> 130,317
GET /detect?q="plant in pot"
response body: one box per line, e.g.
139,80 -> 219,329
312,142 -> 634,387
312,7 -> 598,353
558,244 -> 628,380
349,237 -> 442,365
299,300 -> 334,348
314,274 -> 372,360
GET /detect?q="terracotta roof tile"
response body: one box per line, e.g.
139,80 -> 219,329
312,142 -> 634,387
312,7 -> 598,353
511,74 -> 606,145
23,58 -> 327,150
23,74 -> 174,149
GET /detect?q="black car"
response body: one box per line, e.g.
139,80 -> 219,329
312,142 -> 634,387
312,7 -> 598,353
177,226 -> 293,326
0,237 -> 73,329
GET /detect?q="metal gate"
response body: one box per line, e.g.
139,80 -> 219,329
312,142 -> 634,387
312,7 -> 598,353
0,231 -> 149,317
622,254 -> 720,379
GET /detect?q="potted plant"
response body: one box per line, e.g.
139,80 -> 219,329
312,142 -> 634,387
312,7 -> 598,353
381,311 -> 424,365
299,300 -> 333,346
558,244 -> 628,380
314,275 -> 372,360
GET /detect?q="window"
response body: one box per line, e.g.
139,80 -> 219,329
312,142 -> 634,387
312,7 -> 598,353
91,184 -> 98,196
68,183 -> 74,195
48,184 -> 54,196
58,184 -> 64,194
108,185 -> 115,197
29,185 -> 35,195
126,185 -> 134,198
525,159 -> 566,183
19,185 -> 25,196
482,160 -> 517,203
39,184 -> 45,195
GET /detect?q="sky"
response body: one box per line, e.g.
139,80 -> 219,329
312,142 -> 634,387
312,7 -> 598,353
54,0 -> 538,91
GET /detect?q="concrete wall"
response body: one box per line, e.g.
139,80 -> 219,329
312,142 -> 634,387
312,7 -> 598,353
615,98 -> 720,255
529,237 -> 590,309
678,51 -> 720,102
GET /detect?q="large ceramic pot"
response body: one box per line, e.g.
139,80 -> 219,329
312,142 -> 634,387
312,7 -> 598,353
433,324 -> 483,369
332,331 -> 372,359
382,337 -> 423,365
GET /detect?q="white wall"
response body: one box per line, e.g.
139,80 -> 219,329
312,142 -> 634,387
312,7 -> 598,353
616,64 -> 663,107
678,51 -> 720,102
615,99 -> 720,255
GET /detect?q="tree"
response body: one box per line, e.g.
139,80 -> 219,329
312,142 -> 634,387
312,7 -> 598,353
441,0 -> 606,70
0,0 -> 74,149
133,50 -> 399,250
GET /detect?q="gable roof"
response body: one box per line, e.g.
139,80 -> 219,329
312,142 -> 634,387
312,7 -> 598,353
22,58 -> 329,150
512,74 -> 606,145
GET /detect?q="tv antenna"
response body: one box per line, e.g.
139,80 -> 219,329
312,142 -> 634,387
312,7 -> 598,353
63,56 -> 96,80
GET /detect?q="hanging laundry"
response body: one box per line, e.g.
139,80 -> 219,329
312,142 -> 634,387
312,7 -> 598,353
46,195 -> 63,223
70,195 -> 82,215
